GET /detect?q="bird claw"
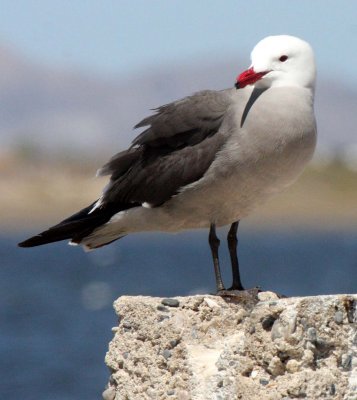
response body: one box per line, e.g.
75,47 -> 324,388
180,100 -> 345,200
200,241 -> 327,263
215,286 -> 262,301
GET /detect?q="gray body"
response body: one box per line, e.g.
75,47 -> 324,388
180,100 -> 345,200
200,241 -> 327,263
82,85 -> 316,249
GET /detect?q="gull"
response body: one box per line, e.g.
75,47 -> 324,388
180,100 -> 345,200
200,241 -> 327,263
19,35 -> 317,294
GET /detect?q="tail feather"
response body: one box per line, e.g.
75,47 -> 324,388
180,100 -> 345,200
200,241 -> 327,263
18,200 -> 138,248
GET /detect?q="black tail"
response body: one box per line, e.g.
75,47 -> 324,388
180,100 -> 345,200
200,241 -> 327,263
18,200 -> 137,248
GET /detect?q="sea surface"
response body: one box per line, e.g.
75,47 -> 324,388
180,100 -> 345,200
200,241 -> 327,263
1,229 -> 357,400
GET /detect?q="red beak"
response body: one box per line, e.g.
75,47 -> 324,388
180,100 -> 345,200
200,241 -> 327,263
235,67 -> 269,89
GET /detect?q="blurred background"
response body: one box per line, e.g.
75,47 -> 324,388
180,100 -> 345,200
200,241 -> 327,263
1,1 -> 357,399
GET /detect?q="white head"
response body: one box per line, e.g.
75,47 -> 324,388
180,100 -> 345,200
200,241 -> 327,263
236,35 -> 316,91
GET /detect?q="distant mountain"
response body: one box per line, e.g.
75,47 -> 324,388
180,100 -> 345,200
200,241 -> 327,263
1,43 -> 356,156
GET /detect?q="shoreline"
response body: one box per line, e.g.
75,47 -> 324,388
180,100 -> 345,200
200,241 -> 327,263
3,162 -> 357,233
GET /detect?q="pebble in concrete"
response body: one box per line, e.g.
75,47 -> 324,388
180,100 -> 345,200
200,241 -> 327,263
102,387 -> 115,400
163,349 -> 172,359
161,298 -> 180,307
334,311 -> 344,324
157,304 -> 169,312
341,353 -> 352,371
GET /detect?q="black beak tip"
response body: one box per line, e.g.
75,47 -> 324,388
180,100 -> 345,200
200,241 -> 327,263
234,82 -> 240,89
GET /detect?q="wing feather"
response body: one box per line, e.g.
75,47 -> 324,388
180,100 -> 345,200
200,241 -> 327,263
18,89 -> 234,247
132,89 -> 232,147
99,89 -> 233,207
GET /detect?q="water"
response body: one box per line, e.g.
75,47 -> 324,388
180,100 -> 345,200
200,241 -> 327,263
1,229 -> 357,399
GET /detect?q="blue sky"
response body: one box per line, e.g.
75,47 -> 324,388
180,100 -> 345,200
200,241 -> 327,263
1,0 -> 357,87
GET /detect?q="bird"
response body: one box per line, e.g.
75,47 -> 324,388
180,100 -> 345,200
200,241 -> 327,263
19,35 -> 317,294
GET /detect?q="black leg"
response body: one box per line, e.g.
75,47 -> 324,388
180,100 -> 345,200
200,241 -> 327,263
208,223 -> 225,292
227,221 -> 245,290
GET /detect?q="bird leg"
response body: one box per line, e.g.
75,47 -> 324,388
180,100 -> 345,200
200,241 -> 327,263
208,223 -> 225,292
227,221 -> 245,290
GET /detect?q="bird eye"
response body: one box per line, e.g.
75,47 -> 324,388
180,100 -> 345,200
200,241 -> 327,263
279,55 -> 288,62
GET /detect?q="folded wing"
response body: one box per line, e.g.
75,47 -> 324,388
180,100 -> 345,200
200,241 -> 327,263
19,89 -> 233,247
99,89 -> 232,207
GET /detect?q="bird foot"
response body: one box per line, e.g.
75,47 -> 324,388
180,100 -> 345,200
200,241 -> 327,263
216,287 -> 289,303
215,286 -> 261,302
216,286 -> 261,296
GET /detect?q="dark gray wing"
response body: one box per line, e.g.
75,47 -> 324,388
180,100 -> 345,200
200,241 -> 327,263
98,89 -> 232,207
132,89 -> 231,147
18,89 -> 233,247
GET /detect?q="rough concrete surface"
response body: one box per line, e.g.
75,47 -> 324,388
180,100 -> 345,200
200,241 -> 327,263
103,292 -> 357,400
